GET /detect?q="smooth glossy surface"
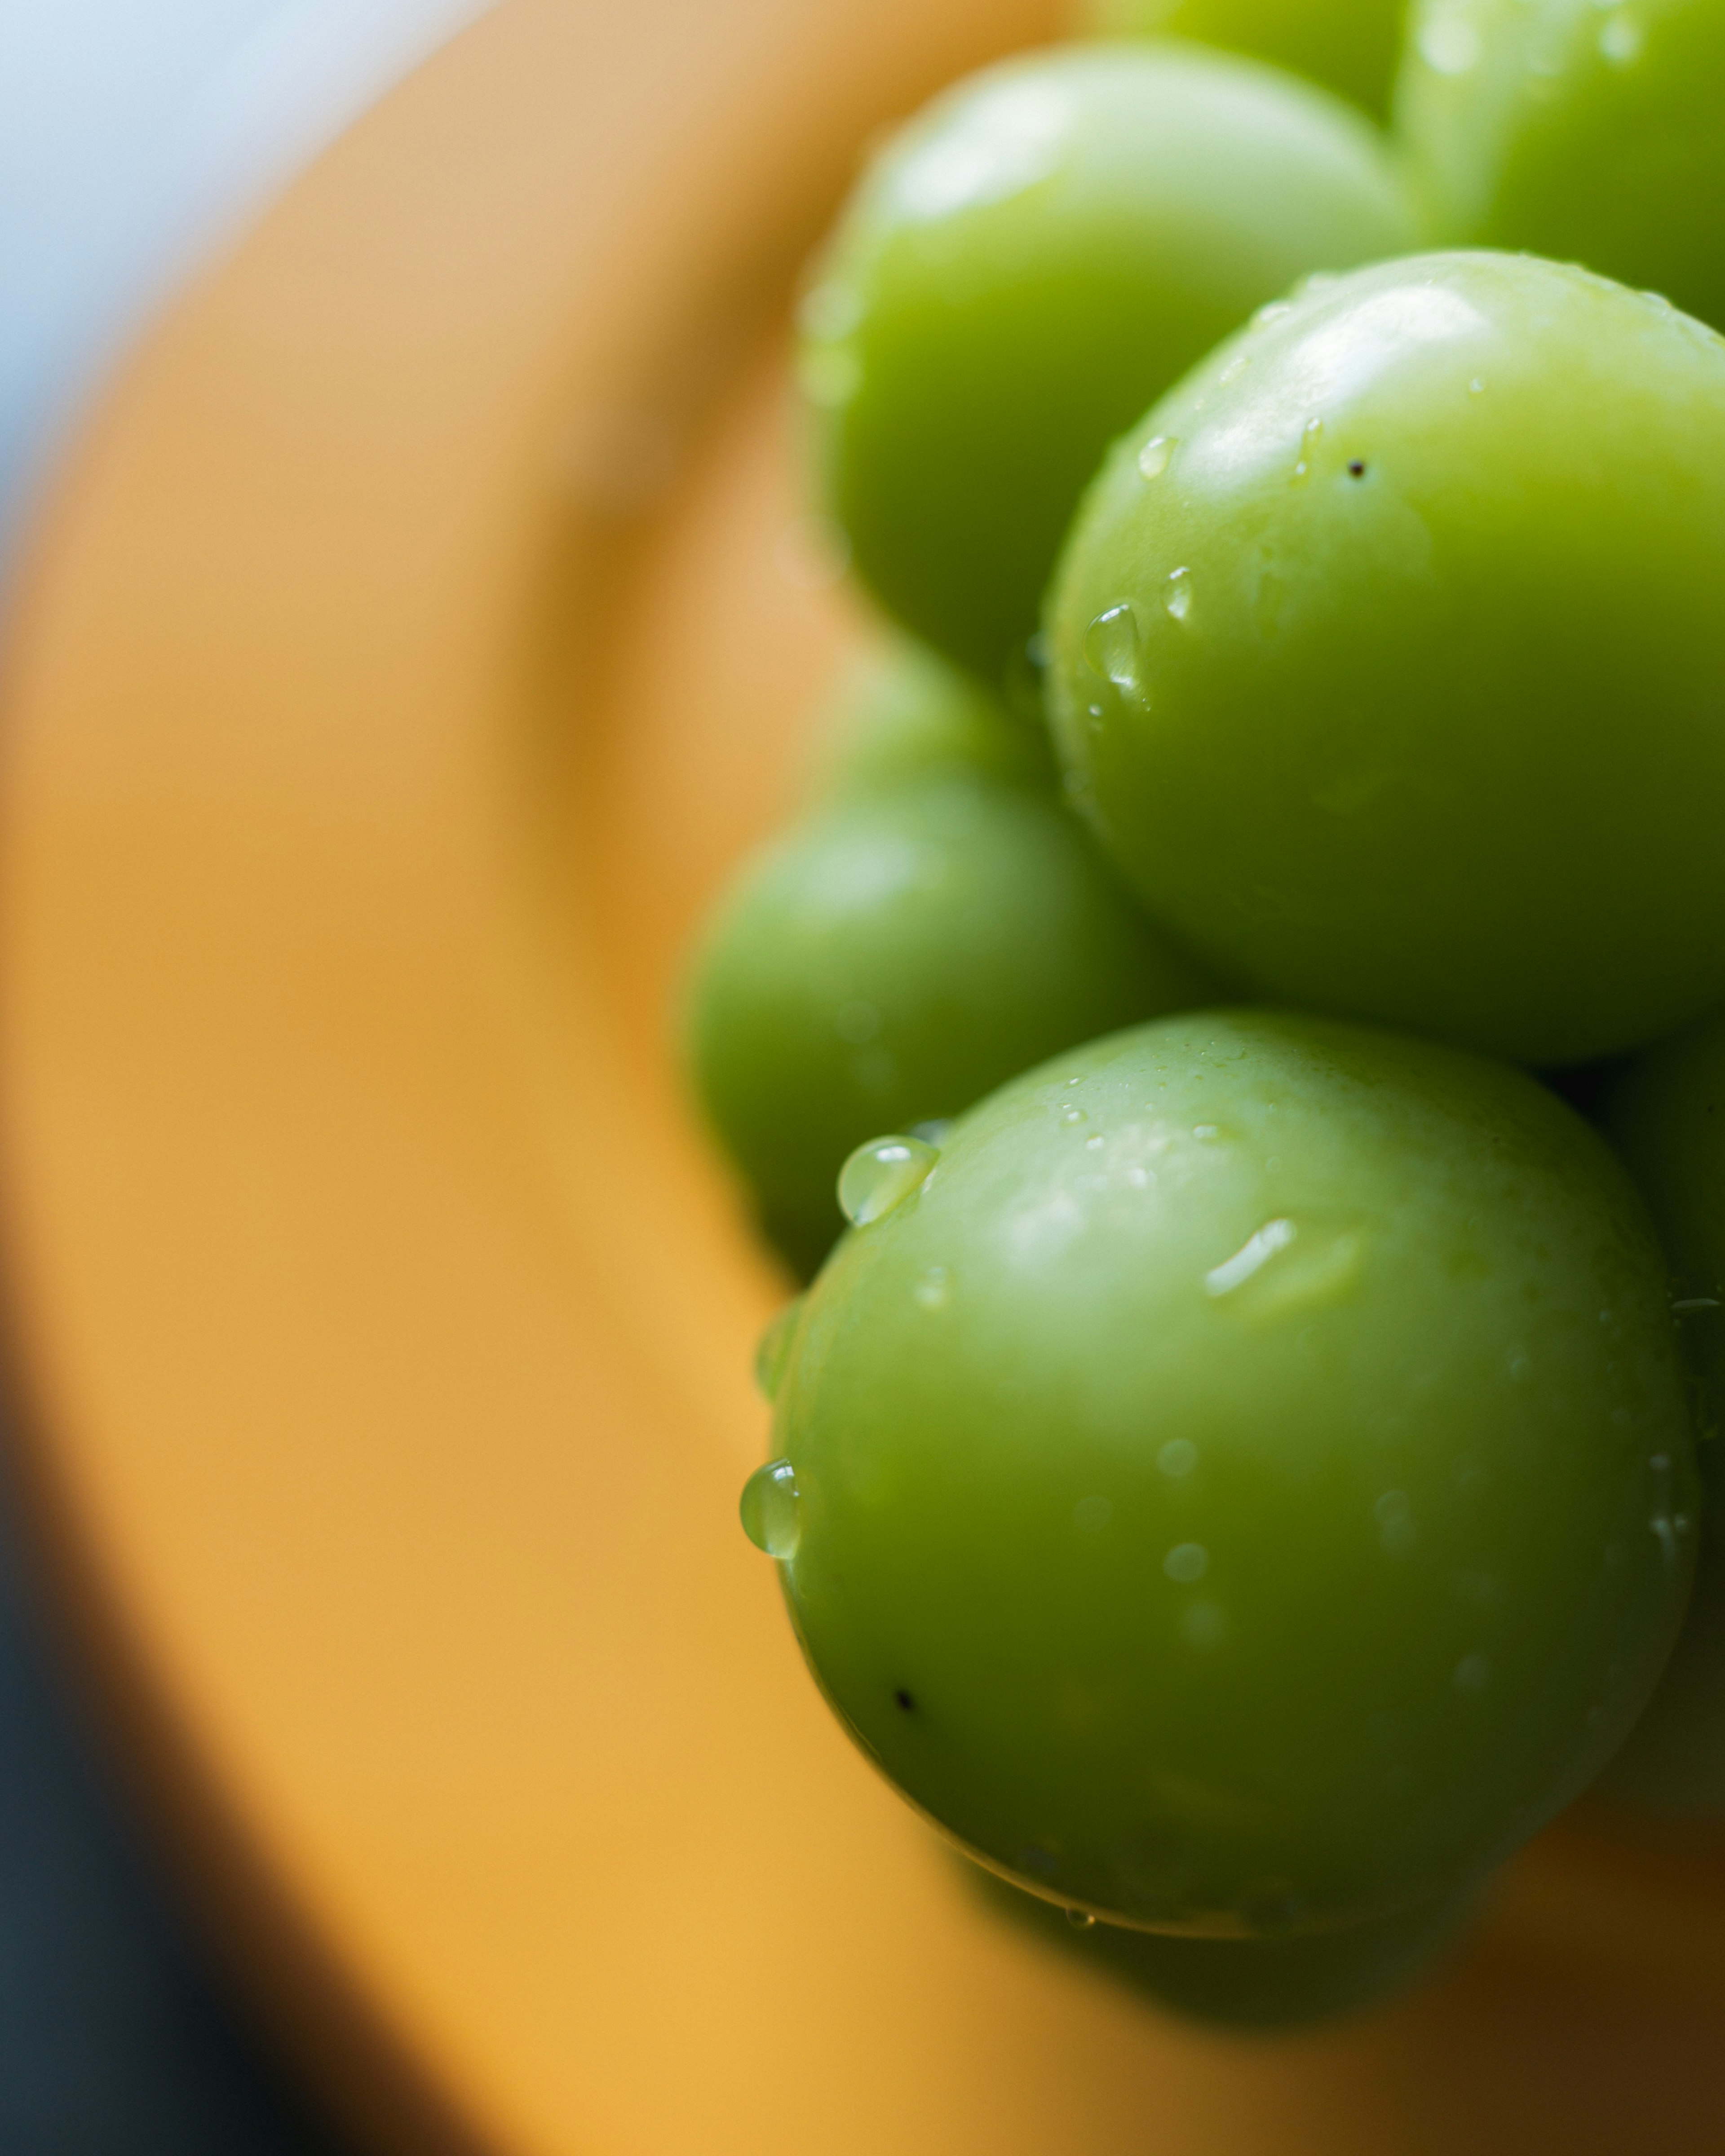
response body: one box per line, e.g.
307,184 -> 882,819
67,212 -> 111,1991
1088,0 -> 1408,115
1048,251 -> 1725,1065
770,1012 -> 1695,1933
1397,0 -> 1725,331
686,768 -> 1211,1275
803,41 -> 1415,681
1596,1014 -> 1725,1811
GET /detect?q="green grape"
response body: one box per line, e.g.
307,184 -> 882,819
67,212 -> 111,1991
801,43 -> 1415,685
685,778 -> 1212,1279
749,1012 -> 1695,1932
1087,0 -> 1409,119
1593,1013 -> 1725,1812
964,1861 -> 1476,2028
1047,251 -> 1725,1067
1397,0 -> 1725,332
809,639 -> 1050,803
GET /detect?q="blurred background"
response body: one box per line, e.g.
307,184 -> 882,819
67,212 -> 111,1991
0,8 -> 486,2144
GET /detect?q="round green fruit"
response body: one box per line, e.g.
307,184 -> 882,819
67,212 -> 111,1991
751,1012 -> 1696,1931
1047,251 -> 1725,1066
801,42 -> 1415,683
1088,0 -> 1409,118
1398,0 -> 1725,332
809,639 -> 1049,802
1595,1012 -> 1725,1811
685,775 -> 1209,1277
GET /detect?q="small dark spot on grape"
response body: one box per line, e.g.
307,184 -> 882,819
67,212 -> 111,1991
1347,460 -> 1367,478
894,1688 -> 916,1712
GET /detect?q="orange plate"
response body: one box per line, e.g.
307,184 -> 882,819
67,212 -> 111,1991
4,2 -> 1725,2151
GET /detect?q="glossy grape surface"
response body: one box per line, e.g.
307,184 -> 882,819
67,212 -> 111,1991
1047,252 -> 1725,1066
1089,0 -> 1409,116
1398,0 -> 1725,332
968,1863 -> 1475,2027
685,773 -> 1209,1277
801,43 -> 1414,682
761,1012 -> 1695,1932
1595,1014 -> 1725,1811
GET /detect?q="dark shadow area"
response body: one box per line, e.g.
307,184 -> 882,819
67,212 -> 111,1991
0,1505 -> 359,2155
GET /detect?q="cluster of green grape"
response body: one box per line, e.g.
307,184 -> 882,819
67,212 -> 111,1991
685,0 -> 1725,2028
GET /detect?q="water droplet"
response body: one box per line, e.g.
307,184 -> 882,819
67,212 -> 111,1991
1598,10 -> 1642,62
740,1458 -> 802,1559
1205,1219 -> 1297,1297
1220,351 -> 1252,384
1454,1652 -> 1491,1695
1083,603 -> 1141,694
838,1134 -> 939,1225
1137,434 -> 1176,479
1467,376 -> 1486,394
1060,1105 -> 1088,1127
1073,1495 -> 1113,1533
1674,1296 -> 1720,1314
834,998 -> 881,1044
1252,300 -> 1294,330
1291,417 -> 1323,482
914,1265 -> 951,1312
754,1299 -> 803,1401
1163,1542 -> 1209,1584
910,1118 -> 951,1148
1066,1907 -> 1097,1930
1648,1450 -> 1686,1564
1419,16 -> 1480,71
1164,566 -> 1193,622
1192,1123 -> 1219,1140
1158,1438 -> 1198,1478
1508,1352 -> 1532,1381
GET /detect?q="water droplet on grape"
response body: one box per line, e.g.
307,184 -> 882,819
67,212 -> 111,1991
1060,1105 -> 1088,1127
740,1458 -> 802,1559
754,1299 -> 803,1401
1468,376 -> 1486,395
1205,1219 -> 1297,1296
1290,416 -> 1323,482
1252,300 -> 1293,330
1647,1450 -> 1686,1564
1137,433 -> 1176,479
1673,1296 -> 1720,1314
914,1265 -> 951,1312
1163,1542 -> 1209,1584
1164,566 -> 1194,622
1083,603 -> 1142,694
1220,351 -> 1251,384
838,1135 -> 939,1225
1158,1438 -> 1198,1479
1065,1907 -> 1097,1931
